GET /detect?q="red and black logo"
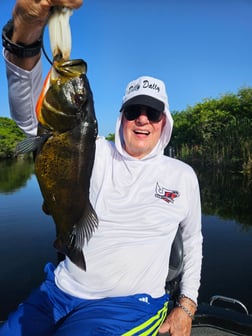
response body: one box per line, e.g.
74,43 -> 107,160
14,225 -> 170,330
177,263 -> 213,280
155,183 -> 180,204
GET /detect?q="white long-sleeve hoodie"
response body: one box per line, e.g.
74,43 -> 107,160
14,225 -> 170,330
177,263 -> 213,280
4,54 -> 203,304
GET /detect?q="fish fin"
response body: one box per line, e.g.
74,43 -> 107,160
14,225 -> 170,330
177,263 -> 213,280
76,201 -> 99,246
57,203 -> 98,271
67,248 -> 86,271
15,135 -> 50,155
53,237 -> 86,271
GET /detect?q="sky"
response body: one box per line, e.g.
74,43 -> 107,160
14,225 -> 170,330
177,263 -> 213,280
1,0 -> 252,136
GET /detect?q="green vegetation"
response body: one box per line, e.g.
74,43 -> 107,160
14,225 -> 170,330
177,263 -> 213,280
105,133 -> 115,142
1,87 -> 252,176
168,87 -> 252,175
0,117 -> 26,159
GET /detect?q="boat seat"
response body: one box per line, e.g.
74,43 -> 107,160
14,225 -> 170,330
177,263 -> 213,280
165,226 -> 184,299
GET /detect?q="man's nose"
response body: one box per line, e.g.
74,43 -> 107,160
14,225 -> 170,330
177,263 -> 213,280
136,110 -> 149,123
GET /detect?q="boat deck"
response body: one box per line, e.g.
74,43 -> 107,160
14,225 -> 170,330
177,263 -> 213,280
158,296 -> 252,336
191,326 -> 241,336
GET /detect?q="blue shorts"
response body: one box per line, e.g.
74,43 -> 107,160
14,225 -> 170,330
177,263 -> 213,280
0,263 -> 169,336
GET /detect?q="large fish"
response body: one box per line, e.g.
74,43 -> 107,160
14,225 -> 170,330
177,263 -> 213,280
16,58 -> 98,271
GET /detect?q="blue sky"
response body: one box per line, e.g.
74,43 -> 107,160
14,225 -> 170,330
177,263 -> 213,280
1,0 -> 252,136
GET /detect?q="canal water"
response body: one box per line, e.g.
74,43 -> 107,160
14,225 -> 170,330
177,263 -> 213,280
0,159 -> 252,321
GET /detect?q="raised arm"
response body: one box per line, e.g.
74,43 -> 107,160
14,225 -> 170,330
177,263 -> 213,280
3,0 -> 83,135
5,0 -> 83,70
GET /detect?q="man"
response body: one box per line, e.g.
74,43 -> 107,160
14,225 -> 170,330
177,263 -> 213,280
1,1 -> 202,335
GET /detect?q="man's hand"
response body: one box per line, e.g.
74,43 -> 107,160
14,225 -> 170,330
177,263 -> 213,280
12,0 -> 83,44
13,0 -> 83,25
6,0 -> 83,69
159,297 -> 196,336
159,307 -> 192,335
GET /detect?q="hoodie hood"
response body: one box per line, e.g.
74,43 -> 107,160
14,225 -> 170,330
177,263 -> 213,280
115,76 -> 173,160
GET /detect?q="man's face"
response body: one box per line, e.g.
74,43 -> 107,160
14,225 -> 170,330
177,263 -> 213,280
122,105 -> 166,159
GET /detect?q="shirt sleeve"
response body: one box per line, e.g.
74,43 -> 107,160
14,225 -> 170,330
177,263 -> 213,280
3,49 -> 43,135
179,170 -> 203,304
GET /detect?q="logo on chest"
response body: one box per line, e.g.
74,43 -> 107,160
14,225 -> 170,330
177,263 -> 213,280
155,182 -> 180,204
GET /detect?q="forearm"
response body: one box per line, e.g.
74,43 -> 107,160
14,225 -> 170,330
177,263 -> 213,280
179,175 -> 203,304
6,26 -> 43,71
177,294 -> 197,317
179,232 -> 202,305
4,0 -> 83,133
5,3 -> 48,70
4,50 -> 42,135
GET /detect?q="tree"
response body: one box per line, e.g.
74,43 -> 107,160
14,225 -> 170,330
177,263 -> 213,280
169,87 -> 252,174
105,133 -> 115,142
0,117 -> 26,159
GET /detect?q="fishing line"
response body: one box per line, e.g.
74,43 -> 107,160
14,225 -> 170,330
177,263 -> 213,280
41,7 -> 55,65
42,24 -> 53,65
41,6 -> 70,65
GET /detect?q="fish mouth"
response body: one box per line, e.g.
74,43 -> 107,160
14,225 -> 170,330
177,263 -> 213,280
53,59 -> 87,79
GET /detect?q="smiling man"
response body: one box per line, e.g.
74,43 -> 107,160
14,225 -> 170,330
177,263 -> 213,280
122,104 -> 166,159
115,76 -> 173,161
2,1 -> 202,334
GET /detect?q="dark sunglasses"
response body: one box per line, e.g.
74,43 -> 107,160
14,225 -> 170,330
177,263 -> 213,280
123,105 -> 164,123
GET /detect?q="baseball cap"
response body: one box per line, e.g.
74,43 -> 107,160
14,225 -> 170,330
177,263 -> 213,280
120,76 -> 169,113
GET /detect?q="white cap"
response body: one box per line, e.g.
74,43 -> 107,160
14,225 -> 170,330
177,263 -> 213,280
120,76 -> 169,113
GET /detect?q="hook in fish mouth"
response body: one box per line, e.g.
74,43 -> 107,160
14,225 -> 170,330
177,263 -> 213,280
52,59 -> 87,79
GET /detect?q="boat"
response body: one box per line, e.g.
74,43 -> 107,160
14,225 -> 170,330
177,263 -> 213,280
192,295 -> 252,336
1,230 -> 252,335
165,228 -> 252,336
159,298 -> 252,336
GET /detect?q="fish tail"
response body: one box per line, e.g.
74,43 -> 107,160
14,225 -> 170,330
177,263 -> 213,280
67,247 -> 86,271
54,237 -> 87,271
54,204 -> 98,271
66,202 -> 98,271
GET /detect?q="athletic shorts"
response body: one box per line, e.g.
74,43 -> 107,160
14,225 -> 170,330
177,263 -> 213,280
0,263 -> 169,336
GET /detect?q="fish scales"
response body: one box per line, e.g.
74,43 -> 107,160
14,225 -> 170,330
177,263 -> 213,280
16,59 -> 98,271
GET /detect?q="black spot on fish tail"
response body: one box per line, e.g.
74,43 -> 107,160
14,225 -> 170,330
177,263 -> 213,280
53,237 -> 86,271
15,134 -> 50,155
64,202 -> 98,271
53,203 -> 98,271
67,247 -> 86,271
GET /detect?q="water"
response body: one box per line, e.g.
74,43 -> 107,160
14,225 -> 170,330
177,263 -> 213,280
0,160 -> 252,321
0,160 -> 57,319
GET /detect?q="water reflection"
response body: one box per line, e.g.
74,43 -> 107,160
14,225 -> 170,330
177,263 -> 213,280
0,159 -> 34,194
0,161 -> 57,320
0,160 -> 251,320
1,160 -> 251,228
195,167 -> 252,230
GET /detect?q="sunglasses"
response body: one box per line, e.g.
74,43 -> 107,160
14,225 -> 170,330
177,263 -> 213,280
123,105 -> 164,123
